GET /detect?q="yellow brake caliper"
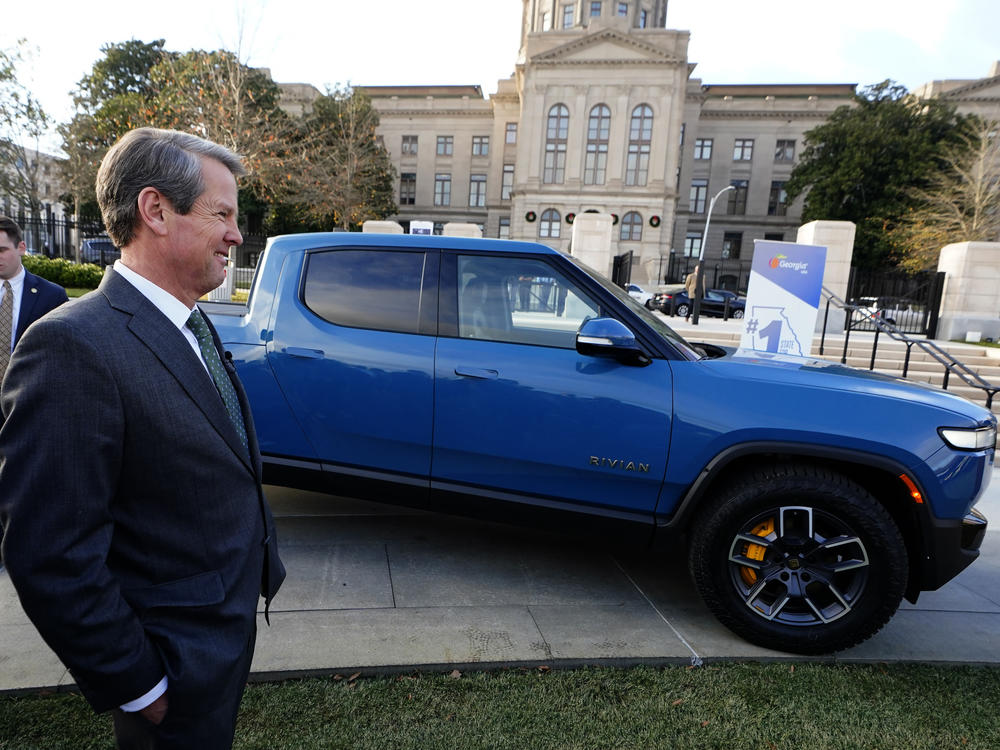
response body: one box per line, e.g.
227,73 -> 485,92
740,518 -> 775,586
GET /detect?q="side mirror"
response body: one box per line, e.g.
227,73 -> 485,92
576,318 -> 650,366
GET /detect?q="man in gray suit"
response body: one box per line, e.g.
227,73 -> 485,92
0,128 -> 284,749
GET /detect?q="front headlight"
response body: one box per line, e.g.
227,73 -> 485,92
939,425 -> 997,451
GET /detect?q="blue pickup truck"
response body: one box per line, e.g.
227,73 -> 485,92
206,232 -> 995,654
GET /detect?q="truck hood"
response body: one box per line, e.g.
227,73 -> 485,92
714,347 -> 994,425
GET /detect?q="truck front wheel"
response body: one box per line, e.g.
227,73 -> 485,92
688,464 -> 907,654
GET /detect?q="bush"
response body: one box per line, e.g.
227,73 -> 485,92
23,255 -> 104,289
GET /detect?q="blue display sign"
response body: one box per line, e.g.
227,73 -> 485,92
740,240 -> 827,356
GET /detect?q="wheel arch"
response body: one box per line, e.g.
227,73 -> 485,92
664,441 -> 928,600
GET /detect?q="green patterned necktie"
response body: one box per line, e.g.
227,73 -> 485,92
186,308 -> 248,451
0,280 -> 12,381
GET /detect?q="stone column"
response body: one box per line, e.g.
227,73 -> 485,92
569,213 -> 614,278
936,241 -> 1000,341
796,220 -> 856,332
442,223 -> 483,238
362,220 -> 404,234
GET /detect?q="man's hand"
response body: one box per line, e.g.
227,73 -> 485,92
140,692 -> 168,725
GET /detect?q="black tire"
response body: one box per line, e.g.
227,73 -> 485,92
732,309 -> 744,319
688,463 -> 907,654
676,303 -> 690,318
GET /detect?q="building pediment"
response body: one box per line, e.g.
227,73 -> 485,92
530,29 -> 683,67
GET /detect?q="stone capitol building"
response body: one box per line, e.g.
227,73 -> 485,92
275,0 -> 1000,288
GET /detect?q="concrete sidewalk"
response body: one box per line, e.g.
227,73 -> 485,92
2,468 -> 998,696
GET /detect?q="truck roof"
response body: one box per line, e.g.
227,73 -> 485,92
266,232 -> 560,256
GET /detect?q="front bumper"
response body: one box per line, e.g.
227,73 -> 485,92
918,507 -> 988,591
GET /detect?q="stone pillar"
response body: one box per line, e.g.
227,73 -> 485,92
442,222 -> 483,238
796,220 -> 856,332
362,220 -> 403,234
935,241 -> 1000,342
569,213 -> 614,278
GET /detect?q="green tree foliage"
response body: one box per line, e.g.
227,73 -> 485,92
59,39 -> 170,228
785,81 -> 977,268
293,86 -> 397,230
63,42 -> 396,237
891,117 -> 1000,271
0,40 -> 51,226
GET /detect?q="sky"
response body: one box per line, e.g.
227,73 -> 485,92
4,0 -> 999,152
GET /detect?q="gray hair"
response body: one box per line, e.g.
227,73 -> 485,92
96,127 -> 247,248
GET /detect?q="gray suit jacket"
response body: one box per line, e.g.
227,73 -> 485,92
0,270 -> 284,714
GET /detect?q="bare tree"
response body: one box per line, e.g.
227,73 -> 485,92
893,117 -> 1000,271
294,86 -> 397,230
0,41 -> 51,248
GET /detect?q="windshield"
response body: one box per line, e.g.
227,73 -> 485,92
562,253 -> 701,361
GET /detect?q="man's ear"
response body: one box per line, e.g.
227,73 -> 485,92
136,187 -> 170,237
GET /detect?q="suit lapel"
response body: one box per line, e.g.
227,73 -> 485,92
16,271 -> 42,340
100,271 -> 254,473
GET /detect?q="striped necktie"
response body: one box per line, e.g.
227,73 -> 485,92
186,308 -> 248,451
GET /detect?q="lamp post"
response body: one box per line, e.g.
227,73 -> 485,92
692,184 -> 735,325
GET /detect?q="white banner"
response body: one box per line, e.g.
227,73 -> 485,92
741,240 -> 827,356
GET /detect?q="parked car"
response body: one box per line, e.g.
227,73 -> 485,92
667,288 -> 746,319
205,233 -> 993,655
625,283 -> 654,308
649,284 -> 685,312
80,236 -> 121,266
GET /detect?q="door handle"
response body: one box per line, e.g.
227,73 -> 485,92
284,347 -> 325,359
455,366 -> 499,380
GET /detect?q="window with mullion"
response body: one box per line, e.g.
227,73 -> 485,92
726,180 -> 748,214
544,104 -> 569,184
619,211 -> 642,241
625,104 -> 653,186
469,174 -> 486,207
501,164 -> 514,201
434,174 -> 451,206
584,104 -> 610,185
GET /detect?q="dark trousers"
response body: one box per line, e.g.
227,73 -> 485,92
112,630 -> 256,750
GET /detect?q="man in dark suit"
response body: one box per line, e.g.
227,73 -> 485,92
0,215 -> 68,382
0,128 -> 284,749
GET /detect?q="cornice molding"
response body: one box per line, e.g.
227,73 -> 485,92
375,109 -> 495,118
530,28 -> 684,66
936,76 -> 1000,98
699,110 -> 838,120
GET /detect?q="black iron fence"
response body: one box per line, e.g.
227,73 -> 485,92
664,255 -> 752,293
13,215 -> 105,260
9,215 -> 269,270
845,268 -> 945,337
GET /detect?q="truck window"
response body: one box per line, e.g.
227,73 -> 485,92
456,255 -> 600,348
303,249 -> 428,334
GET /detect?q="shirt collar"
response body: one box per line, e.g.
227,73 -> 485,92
3,265 -> 25,294
113,260 -> 196,330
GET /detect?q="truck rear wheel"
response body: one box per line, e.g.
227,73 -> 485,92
688,464 -> 907,654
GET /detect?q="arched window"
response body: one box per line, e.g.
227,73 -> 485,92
625,104 -> 653,186
544,105 -> 569,184
539,209 -> 561,239
584,104 -> 610,185
620,211 -> 642,241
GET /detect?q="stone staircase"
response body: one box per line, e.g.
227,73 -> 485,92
681,326 -> 1000,415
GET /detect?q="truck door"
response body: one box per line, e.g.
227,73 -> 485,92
267,247 -> 437,480
432,253 -> 672,516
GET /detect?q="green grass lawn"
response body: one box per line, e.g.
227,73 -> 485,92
2,663 -> 999,749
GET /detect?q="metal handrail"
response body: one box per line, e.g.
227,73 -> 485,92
820,286 -> 999,409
